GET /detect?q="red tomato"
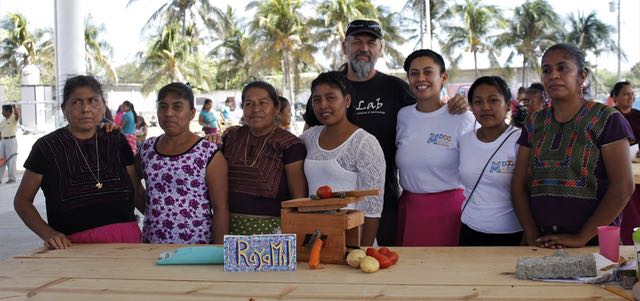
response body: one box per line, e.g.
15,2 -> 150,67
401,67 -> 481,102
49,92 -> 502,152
316,185 -> 333,199
366,247 -> 392,269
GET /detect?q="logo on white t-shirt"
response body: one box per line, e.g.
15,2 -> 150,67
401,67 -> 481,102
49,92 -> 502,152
489,160 -> 515,174
427,132 -> 452,146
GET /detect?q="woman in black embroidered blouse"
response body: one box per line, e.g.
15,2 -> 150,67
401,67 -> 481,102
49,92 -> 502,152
14,75 -> 146,249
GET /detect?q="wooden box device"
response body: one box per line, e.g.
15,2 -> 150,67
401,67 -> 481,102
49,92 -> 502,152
280,190 -> 378,264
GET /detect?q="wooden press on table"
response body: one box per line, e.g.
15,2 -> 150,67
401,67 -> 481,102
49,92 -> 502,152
280,189 -> 379,264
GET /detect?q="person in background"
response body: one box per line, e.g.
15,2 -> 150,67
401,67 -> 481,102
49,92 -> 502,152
102,107 -> 113,123
611,81 -> 640,151
199,98 -> 220,135
509,87 -> 528,128
14,75 -> 144,249
223,97 -> 234,120
119,101 -> 138,155
610,81 -> 640,244
520,83 -> 546,114
113,104 -> 124,125
301,71 -> 385,246
135,116 -> 147,151
139,82 -> 228,244
278,96 -> 292,131
459,76 -> 522,246
512,43 -> 634,248
221,96 -> 239,128
223,81 -> 307,235
0,104 -> 19,183
516,87 -> 526,100
395,49 -> 475,246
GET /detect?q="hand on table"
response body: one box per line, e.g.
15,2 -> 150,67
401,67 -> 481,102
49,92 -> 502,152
521,231 -> 539,247
536,233 -> 589,249
42,230 -> 71,249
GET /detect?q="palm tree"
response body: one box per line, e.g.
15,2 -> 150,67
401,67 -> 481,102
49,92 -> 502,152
85,16 -> 117,84
138,22 -> 213,94
565,11 -> 622,59
402,0 -> 450,49
375,5 -> 407,69
495,0 -> 563,86
115,62 -> 144,84
127,0 -> 219,36
248,0 -> 309,101
289,24 -> 318,97
0,13 -> 38,77
565,11 -> 623,97
440,0 -> 505,78
209,6 -> 254,89
35,27 -> 55,84
310,0 -> 378,69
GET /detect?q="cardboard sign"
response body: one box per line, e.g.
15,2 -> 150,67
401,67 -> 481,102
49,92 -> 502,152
223,234 -> 296,272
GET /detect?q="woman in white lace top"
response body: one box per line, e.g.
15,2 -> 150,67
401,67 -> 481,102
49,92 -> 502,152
299,71 -> 385,246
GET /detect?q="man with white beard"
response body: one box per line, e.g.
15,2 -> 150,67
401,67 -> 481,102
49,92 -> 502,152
304,19 -> 467,246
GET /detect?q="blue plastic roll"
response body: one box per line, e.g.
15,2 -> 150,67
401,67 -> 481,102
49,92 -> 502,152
156,246 -> 224,265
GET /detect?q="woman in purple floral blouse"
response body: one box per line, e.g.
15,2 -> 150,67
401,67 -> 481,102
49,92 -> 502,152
138,82 -> 229,244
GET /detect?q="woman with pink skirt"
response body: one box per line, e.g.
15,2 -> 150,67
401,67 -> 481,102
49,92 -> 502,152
395,49 -> 474,246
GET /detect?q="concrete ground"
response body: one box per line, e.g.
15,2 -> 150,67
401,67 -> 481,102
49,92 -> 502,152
0,175 -> 44,260
0,132 -> 45,260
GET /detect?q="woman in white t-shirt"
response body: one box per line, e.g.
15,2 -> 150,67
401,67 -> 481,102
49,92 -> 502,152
459,76 -> 523,246
395,49 -> 475,246
300,71 -> 385,246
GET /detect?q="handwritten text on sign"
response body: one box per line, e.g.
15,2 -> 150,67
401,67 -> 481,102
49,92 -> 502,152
223,234 -> 296,272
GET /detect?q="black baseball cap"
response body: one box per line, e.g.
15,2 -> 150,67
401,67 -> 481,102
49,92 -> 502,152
345,19 -> 382,39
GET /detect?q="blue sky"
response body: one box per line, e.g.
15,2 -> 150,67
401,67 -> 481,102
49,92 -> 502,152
0,0 -> 638,73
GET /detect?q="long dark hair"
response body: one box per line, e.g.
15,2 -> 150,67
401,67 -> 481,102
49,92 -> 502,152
157,82 -> 195,109
61,75 -> 105,109
241,81 -> 279,108
403,49 -> 446,74
467,76 -> 512,104
610,81 -> 632,98
310,71 -> 357,124
122,100 -> 138,126
202,98 -> 213,111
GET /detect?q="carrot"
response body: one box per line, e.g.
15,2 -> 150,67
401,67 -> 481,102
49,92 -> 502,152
308,238 -> 323,269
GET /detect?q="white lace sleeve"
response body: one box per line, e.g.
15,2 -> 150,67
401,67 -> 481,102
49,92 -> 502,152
355,133 -> 385,218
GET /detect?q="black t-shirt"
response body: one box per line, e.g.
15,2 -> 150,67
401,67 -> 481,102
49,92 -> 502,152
304,71 -> 416,206
24,128 -> 136,235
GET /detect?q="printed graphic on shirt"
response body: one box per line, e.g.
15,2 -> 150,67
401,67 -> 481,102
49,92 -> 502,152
489,160 -> 515,174
427,133 -> 452,147
354,97 -> 385,115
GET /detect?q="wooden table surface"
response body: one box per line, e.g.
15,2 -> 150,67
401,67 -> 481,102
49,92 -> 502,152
0,244 -> 634,300
633,162 -> 640,184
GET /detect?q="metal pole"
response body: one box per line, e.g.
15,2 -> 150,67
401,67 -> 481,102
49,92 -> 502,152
617,0 -> 621,81
425,0 -> 431,49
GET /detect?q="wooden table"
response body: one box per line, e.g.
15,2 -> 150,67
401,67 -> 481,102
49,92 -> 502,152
0,244 -> 634,300
633,162 -> 640,184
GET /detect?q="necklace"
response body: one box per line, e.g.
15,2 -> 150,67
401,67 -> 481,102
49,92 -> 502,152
244,126 -> 276,167
72,132 -> 102,189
